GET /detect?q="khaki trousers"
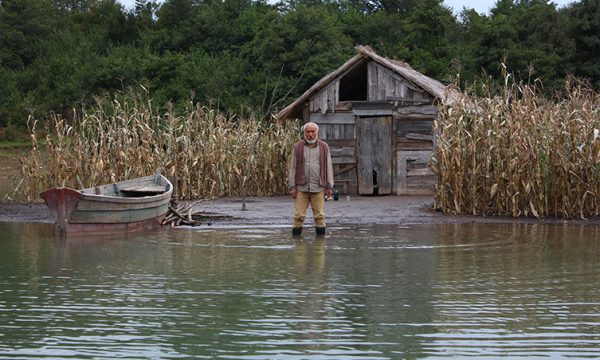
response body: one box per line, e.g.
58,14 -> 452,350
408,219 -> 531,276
293,191 -> 326,228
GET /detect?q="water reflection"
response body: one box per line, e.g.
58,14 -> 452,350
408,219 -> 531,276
428,223 -> 600,357
0,222 -> 599,358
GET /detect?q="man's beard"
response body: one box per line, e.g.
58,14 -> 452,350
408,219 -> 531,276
305,138 -> 317,145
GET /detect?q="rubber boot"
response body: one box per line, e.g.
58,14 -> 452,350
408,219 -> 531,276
292,227 -> 302,236
316,227 -> 326,236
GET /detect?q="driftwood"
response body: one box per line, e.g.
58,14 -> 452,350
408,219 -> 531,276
162,197 -> 231,227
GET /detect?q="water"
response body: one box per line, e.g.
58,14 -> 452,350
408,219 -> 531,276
1,222 -> 599,359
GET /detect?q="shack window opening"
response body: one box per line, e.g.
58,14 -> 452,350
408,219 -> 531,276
339,61 -> 367,101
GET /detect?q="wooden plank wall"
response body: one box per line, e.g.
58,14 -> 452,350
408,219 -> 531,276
310,112 -> 358,194
396,150 -> 435,195
367,62 -> 432,103
394,104 -> 437,195
357,116 -> 393,195
305,60 -> 440,195
309,80 -> 340,114
310,104 -> 437,195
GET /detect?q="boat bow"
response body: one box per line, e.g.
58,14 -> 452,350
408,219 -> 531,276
40,187 -> 82,233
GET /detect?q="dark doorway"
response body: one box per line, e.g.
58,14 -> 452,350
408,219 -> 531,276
339,61 -> 368,101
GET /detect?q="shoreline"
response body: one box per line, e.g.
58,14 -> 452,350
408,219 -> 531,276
2,195 -> 600,227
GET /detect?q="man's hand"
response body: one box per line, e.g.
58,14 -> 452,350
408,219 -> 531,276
326,188 -> 333,199
290,188 -> 297,199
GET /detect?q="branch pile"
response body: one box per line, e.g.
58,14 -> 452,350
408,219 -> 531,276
162,198 -> 231,226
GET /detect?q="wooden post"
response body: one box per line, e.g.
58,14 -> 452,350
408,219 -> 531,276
397,155 -> 407,195
169,176 -> 179,207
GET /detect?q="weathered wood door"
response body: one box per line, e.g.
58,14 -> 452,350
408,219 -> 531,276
357,116 -> 392,195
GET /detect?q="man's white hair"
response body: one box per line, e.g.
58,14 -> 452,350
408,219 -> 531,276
301,122 -> 319,132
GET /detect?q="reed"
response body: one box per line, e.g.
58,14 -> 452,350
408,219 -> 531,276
432,76 -> 600,219
18,91 -> 299,201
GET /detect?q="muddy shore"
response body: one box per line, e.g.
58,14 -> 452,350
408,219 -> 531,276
2,195 -> 599,227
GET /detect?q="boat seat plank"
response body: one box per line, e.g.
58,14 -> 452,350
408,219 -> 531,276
119,184 -> 166,195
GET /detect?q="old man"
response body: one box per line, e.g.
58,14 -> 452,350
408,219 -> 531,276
288,122 -> 334,236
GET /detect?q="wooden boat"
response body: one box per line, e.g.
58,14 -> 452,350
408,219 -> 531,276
41,173 -> 173,234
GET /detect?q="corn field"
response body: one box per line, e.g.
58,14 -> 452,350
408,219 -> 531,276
18,92 -> 299,201
431,77 -> 600,219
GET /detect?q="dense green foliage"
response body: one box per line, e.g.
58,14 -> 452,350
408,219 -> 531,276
0,0 -> 598,129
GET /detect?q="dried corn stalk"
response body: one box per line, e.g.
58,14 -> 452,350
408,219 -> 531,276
432,75 -> 600,219
18,91 -> 300,201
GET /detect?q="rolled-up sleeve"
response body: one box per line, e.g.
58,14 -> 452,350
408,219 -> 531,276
288,148 -> 296,189
326,149 -> 334,189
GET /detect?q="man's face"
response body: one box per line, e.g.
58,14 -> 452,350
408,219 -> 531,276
304,125 -> 318,143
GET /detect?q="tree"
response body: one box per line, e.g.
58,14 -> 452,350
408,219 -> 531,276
567,0 -> 600,88
0,0 -> 57,69
391,0 -> 458,80
0,0 -> 598,130
152,0 -> 198,52
131,0 -> 160,42
240,1 -> 354,114
459,0 -> 575,91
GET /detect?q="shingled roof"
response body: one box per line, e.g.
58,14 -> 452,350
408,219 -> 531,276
275,45 -> 456,120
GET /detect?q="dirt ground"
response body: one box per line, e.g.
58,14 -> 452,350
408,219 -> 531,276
2,195 -> 600,227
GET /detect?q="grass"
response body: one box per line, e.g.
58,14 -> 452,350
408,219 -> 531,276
0,140 -> 37,149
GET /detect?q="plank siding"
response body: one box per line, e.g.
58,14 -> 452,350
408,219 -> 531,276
310,80 -> 340,114
405,176 -> 435,195
332,157 -> 356,165
319,123 -> 355,141
395,150 -> 433,195
396,105 -> 437,116
325,139 -> 355,147
367,63 -> 377,101
311,112 -> 354,125
333,164 -> 358,195
357,116 -> 392,194
352,101 -> 395,111
394,119 -> 434,136
368,62 -> 433,102
295,57 -> 445,196
353,109 -> 393,116
331,147 -> 355,157
396,140 -> 433,151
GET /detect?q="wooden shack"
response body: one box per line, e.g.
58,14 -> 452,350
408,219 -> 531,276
275,45 -> 455,195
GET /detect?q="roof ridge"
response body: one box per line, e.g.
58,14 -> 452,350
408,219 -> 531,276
275,45 -> 455,120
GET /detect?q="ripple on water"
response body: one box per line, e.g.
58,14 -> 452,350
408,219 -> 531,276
0,222 -> 599,358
